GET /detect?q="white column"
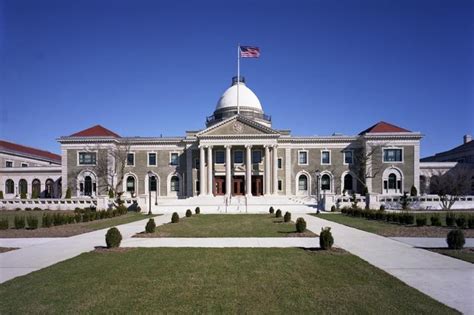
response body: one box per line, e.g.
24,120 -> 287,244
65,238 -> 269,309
246,145 -> 252,197
207,146 -> 213,196
186,146 -> 193,197
199,145 -> 206,196
272,146 -> 278,195
61,148 -> 68,197
285,148 -> 291,195
225,145 -> 232,197
264,145 -> 270,195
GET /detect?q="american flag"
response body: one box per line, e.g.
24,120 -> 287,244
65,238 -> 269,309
240,46 -> 260,58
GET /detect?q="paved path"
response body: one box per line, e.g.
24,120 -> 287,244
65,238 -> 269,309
0,215 -> 171,284
391,237 -> 474,248
122,237 -> 317,248
0,238 -> 69,248
300,214 -> 474,315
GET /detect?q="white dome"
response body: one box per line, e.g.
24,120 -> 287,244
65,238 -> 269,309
216,83 -> 263,111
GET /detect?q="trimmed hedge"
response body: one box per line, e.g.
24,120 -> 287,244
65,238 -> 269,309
145,218 -> 156,233
14,216 -> 25,229
445,213 -> 456,227
455,216 -> 466,229
171,212 -> 179,223
275,209 -> 282,218
26,215 -> 39,229
446,229 -> 465,250
186,209 -> 192,218
319,227 -> 334,250
269,207 -> 274,214
0,218 -> 8,230
284,211 -> 291,223
416,217 -> 427,227
105,227 -> 122,248
195,207 -> 200,215
295,217 -> 306,233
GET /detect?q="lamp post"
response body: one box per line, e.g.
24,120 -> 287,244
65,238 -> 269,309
315,170 -> 321,212
147,171 -> 152,215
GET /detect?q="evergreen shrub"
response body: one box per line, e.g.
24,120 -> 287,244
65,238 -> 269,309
275,209 -> 282,218
186,209 -> 192,217
105,227 -> 122,248
295,217 -> 306,233
14,216 -> 25,229
319,227 -> 334,250
145,218 -> 156,233
446,229 -> 465,250
195,207 -> 200,214
284,211 -> 291,223
171,212 -> 179,223
0,218 -> 9,230
27,215 -> 39,229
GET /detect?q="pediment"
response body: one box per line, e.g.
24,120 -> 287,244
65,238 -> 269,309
197,115 -> 279,137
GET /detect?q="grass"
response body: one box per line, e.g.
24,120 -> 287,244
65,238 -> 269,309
315,213 -> 474,237
428,248 -> 474,264
0,248 -> 457,314
137,214 -> 316,237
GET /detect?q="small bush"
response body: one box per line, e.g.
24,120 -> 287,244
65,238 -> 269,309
330,205 -> 336,212
275,209 -> 282,218
65,187 -> 72,199
195,207 -> 200,215
405,213 -> 415,225
379,205 -> 385,211
284,211 -> 291,223
445,213 -> 456,227
455,216 -> 466,229
0,218 -> 8,230
116,205 -> 127,215
20,192 -> 27,199
410,185 -> 417,196
186,209 -> 192,217
74,213 -> 82,223
468,215 -> 474,229
446,229 -> 465,250
430,215 -> 441,226
295,217 -> 306,233
171,212 -> 179,223
14,216 -> 25,229
0,190 -> 3,199
42,214 -> 53,228
67,215 -> 75,224
26,215 -> 39,229
416,217 -> 427,227
105,227 -> 122,248
145,218 -> 156,233
319,227 -> 334,250
269,207 -> 274,214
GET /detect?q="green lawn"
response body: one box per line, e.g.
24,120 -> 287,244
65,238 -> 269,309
0,248 -> 456,314
315,214 -> 474,237
428,248 -> 474,264
138,214 -> 316,237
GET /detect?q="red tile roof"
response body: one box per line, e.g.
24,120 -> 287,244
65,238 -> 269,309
359,121 -> 411,135
70,125 -> 120,137
0,140 -> 61,163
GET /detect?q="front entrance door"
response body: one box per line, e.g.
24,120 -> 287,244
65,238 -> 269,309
252,176 -> 263,196
232,176 -> 245,195
214,176 -> 225,195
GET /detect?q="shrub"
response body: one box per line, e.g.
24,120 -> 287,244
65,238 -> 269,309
186,209 -> 192,217
405,213 -> 415,225
379,204 -> 385,211
105,227 -> 122,248
275,209 -> 282,218
455,216 -> 466,229
42,214 -> 53,228
116,205 -> 127,215
33,207 -> 41,211
82,212 -> 90,223
171,212 -> 179,223
319,227 -> 334,250
67,215 -> 75,224
330,205 -> 336,212
0,218 -> 8,230
446,229 -> 465,250
145,218 -> 156,233
25,207 -> 32,211
65,187 -> 72,199
20,192 -> 27,199
445,213 -> 456,227
468,215 -> 474,229
416,217 -> 427,227
269,207 -> 274,214
410,185 -> 417,196
27,215 -> 39,229
14,216 -> 25,229
430,214 -> 441,226
108,188 -> 114,198
295,217 -> 306,233
75,213 -> 82,223
195,207 -> 200,214
284,211 -> 291,223
0,190 -> 3,199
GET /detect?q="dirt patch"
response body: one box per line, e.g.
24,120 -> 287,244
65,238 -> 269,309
0,247 -> 19,253
93,247 -> 136,254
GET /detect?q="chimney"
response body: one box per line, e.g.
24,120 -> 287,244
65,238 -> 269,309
464,134 -> 472,144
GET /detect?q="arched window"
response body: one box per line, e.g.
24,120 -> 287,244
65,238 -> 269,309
150,176 -> 157,192
84,176 -> 93,196
419,175 -> 427,194
298,175 -> 308,191
5,179 -> 14,194
171,176 -> 180,192
321,174 -> 331,191
126,176 -> 136,193
388,173 -> 397,189
32,179 -> 41,198
344,174 -> 353,191
19,179 -> 28,195
45,179 -> 54,198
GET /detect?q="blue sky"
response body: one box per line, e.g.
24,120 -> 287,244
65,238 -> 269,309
0,0 -> 472,158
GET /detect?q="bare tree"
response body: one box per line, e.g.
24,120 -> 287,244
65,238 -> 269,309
429,166 -> 473,209
350,139 -> 384,192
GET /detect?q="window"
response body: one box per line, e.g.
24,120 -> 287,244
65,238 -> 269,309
343,151 -> 353,165
21,163 -> 28,168
194,158 -> 200,169
383,149 -> 402,162
234,150 -> 244,164
171,176 -> 180,192
298,151 -> 308,165
278,180 -> 283,191
126,153 -> 135,166
5,179 -> 14,194
252,150 -> 262,164
321,174 -> 331,190
321,150 -> 331,164
79,152 -> 96,165
344,174 -> 353,191
148,153 -> 157,166
278,158 -> 282,169
19,179 -> 28,195
170,153 -> 179,166
84,176 -> 93,196
5,161 -> 13,168
149,176 -> 157,191
215,150 -> 225,164
298,175 -> 308,191
126,176 -> 135,193
388,173 -> 397,189
32,179 -> 41,197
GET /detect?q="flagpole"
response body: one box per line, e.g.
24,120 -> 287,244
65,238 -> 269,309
237,43 -> 240,115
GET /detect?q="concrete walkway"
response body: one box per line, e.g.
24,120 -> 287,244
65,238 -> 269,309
300,214 -> 474,315
122,237 -> 317,248
0,214 -> 171,284
0,238 -> 69,248
390,237 -> 474,248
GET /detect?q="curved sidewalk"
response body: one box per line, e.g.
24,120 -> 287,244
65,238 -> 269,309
300,214 -> 474,315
